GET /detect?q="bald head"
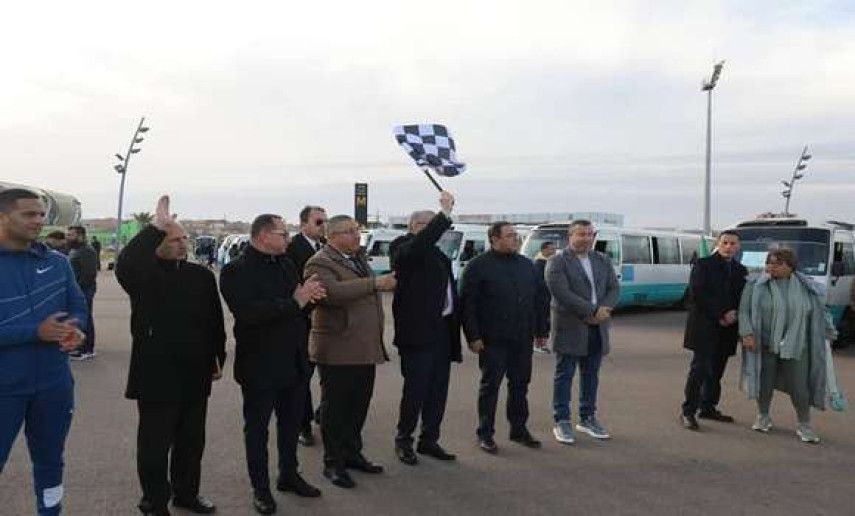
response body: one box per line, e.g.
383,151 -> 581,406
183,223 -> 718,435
155,222 -> 189,260
408,210 -> 435,235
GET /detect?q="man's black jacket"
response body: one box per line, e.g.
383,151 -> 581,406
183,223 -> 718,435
460,250 -> 549,345
683,252 -> 748,356
219,245 -> 309,391
285,233 -> 321,283
389,212 -> 462,362
69,244 -> 98,291
116,225 -> 226,402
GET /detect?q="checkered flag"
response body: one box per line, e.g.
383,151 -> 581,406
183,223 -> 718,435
393,124 -> 466,177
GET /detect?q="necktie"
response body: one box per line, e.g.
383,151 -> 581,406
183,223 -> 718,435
348,257 -> 366,276
315,242 -> 321,252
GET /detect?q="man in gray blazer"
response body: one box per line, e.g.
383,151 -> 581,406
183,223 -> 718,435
545,220 -> 619,444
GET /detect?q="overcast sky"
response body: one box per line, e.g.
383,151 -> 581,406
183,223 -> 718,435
2,0 -> 853,228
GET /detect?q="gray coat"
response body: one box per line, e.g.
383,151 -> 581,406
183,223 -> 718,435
545,249 -> 620,356
738,272 -> 837,410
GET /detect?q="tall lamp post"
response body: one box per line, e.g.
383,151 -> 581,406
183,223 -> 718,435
113,117 -> 150,254
701,60 -> 724,236
781,145 -> 811,216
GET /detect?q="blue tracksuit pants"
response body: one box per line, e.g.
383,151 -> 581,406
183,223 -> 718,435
0,383 -> 74,515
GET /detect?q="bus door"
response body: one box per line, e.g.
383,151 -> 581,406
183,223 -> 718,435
829,232 -> 855,325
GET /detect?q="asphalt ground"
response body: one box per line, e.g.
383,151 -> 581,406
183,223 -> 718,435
2,271 -> 855,515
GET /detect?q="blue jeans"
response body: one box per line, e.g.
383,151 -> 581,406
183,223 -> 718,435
553,328 -> 603,422
0,383 -> 75,515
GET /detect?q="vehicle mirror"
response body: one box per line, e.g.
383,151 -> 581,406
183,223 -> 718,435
831,261 -> 845,277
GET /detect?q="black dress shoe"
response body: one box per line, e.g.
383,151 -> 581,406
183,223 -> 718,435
139,498 -> 170,516
323,466 -> 356,488
252,490 -> 276,515
478,437 -> 498,454
416,441 -> 456,461
509,430 -> 542,448
172,495 -> 216,514
680,413 -> 700,430
298,428 -> 315,446
277,473 -> 322,498
698,409 -> 735,423
395,443 -> 419,465
345,455 -> 384,473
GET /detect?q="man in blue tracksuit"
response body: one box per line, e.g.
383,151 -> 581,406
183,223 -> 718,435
0,188 -> 87,515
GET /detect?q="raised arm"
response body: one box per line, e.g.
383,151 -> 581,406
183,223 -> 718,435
115,225 -> 164,295
391,213 -> 452,269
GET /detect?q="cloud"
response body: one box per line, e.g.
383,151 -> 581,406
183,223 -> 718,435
1,0 -> 853,227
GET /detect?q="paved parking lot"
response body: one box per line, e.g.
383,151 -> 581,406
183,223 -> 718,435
2,272 -> 854,515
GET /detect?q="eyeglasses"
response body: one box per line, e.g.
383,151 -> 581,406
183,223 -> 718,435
269,230 -> 289,237
314,220 -> 327,226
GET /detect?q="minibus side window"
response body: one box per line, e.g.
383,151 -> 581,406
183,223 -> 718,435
653,237 -> 680,265
622,235 -> 652,264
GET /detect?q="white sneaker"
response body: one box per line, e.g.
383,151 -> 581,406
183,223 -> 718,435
553,420 -> 575,444
576,416 -> 611,440
796,423 -> 820,443
751,414 -> 772,433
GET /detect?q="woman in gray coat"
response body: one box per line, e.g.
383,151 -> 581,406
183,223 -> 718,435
738,248 -> 837,443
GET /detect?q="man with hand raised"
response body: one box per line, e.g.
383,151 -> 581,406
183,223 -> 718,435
116,195 -> 226,516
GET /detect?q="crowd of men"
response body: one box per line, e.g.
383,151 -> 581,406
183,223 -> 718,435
2,185 -> 809,516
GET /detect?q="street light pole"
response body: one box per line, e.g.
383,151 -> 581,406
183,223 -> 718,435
701,61 -> 724,236
781,145 -> 811,216
114,117 -> 150,255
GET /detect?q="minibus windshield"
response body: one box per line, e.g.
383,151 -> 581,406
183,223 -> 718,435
732,227 -> 831,276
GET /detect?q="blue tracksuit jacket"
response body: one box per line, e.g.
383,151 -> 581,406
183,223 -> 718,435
0,242 -> 88,396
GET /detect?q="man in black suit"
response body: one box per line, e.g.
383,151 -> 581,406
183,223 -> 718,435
116,196 -> 225,516
284,205 -> 327,447
390,191 -> 462,466
219,214 -> 327,514
680,230 -> 747,430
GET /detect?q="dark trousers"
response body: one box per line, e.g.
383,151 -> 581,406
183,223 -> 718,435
476,339 -> 532,439
682,352 -> 730,415
241,382 -> 305,491
136,399 -> 208,509
301,362 -> 316,433
317,364 -> 375,469
81,286 -> 96,354
395,324 -> 452,446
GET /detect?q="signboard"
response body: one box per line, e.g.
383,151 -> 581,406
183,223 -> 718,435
354,182 -> 368,227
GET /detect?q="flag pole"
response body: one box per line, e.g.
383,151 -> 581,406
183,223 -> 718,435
422,167 -> 444,192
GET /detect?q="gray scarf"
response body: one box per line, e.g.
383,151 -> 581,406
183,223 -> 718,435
768,274 -> 812,359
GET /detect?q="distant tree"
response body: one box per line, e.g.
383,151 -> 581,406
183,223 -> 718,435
132,212 -> 153,224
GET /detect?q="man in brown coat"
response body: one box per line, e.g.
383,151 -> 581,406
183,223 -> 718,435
304,215 -> 396,489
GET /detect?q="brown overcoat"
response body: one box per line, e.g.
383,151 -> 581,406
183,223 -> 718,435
304,245 -> 387,365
